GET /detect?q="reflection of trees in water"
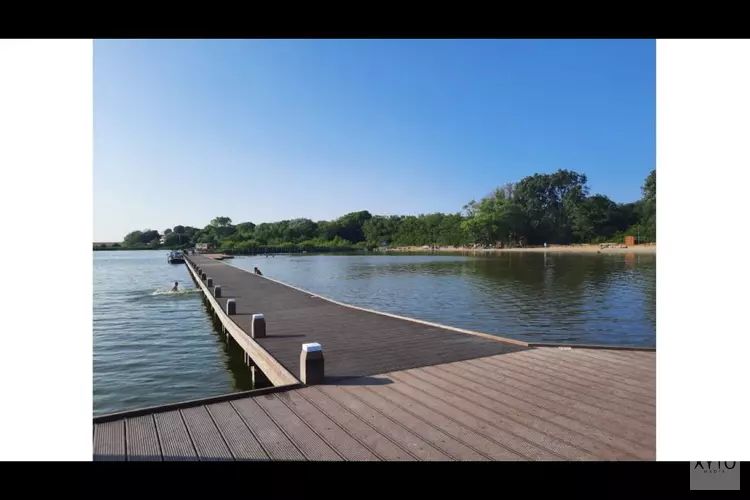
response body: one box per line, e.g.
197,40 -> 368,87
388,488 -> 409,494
466,254 -> 592,329
343,259 -> 470,280
639,256 -> 657,328
247,253 -> 656,346
453,253 -> 656,343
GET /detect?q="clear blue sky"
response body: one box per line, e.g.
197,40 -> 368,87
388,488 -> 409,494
94,39 -> 655,242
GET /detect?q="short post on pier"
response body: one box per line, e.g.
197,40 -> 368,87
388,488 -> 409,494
214,285 -> 222,298
226,299 -> 236,315
300,342 -> 324,385
206,277 -> 213,287
251,314 -> 266,339
200,272 -> 207,281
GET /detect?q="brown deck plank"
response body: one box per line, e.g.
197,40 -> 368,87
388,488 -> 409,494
318,385 -> 453,461
276,390 -> 381,461
154,410 -> 197,461
597,349 -> 656,361
437,362 -> 655,449
126,415 -> 161,461
207,402 -> 269,461
357,386 -> 528,461
467,357 -> 655,426
572,349 -> 656,372
93,348 -> 654,462
298,386 -> 416,461
387,369 -> 596,460
93,421 -> 125,461
187,255 -> 530,380
420,365 -> 653,460
495,353 -> 655,407
231,397 -> 306,461
341,385 -> 489,461
398,368 -> 631,460
366,384 -> 534,461
180,406 -> 233,461
457,356 -> 656,434
518,349 -> 656,396
529,348 -> 655,382
574,347 -> 656,366
477,354 -> 656,417
254,393 -> 343,461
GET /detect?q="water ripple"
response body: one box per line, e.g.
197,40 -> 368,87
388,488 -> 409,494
93,251 -> 251,415
230,252 -> 656,347
95,250 -> 656,415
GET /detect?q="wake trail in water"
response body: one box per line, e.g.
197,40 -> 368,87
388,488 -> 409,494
150,288 -> 203,297
123,288 -> 202,303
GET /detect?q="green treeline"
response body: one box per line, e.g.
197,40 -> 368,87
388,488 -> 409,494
98,169 -> 655,252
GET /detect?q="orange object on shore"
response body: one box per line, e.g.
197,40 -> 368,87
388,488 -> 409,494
625,235 -> 635,246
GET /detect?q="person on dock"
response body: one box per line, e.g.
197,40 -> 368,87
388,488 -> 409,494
171,281 -> 179,292
254,267 -> 263,276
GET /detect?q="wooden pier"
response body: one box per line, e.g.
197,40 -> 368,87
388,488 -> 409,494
93,254 -> 656,461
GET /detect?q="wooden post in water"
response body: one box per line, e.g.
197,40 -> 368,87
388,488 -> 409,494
300,342 -> 324,385
226,299 -> 236,315
251,314 -> 266,338
251,366 -> 269,388
213,286 -> 222,298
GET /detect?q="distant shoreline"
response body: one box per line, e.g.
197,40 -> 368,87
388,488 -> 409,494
381,244 -> 656,255
93,243 -> 656,255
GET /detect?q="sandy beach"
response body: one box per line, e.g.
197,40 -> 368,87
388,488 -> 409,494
383,244 -> 656,255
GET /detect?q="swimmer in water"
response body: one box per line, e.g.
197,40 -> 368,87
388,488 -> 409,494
172,281 -> 179,292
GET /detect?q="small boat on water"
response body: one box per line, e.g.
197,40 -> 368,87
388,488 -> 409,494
167,250 -> 185,264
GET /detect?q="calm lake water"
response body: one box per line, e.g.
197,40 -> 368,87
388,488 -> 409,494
93,249 -> 656,415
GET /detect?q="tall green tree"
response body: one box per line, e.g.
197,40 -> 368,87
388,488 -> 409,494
211,216 -> 232,227
638,169 -> 656,242
139,230 -> 160,244
235,222 -> 256,236
119,168 -> 656,250
570,194 -> 619,242
123,230 -> 144,246
461,188 -> 522,246
513,169 -> 589,244
334,211 -> 372,243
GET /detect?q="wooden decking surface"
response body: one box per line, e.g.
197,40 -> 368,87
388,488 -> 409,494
187,254 -> 530,382
93,347 -> 655,461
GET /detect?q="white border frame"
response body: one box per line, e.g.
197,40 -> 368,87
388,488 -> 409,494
0,39 -> 93,460
0,39 -> 748,461
656,39 -> 749,460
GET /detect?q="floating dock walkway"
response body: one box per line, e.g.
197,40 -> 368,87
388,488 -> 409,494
93,254 -> 656,461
